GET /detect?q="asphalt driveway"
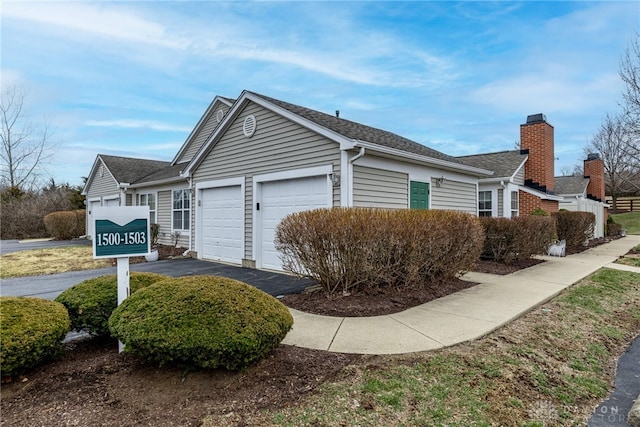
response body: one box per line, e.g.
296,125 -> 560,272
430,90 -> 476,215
0,239 -> 313,300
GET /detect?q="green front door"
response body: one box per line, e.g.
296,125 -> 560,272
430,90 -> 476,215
410,181 -> 429,209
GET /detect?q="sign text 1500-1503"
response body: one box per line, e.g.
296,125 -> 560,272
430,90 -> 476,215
95,231 -> 147,247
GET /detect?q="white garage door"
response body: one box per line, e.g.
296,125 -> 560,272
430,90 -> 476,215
87,200 -> 102,239
260,175 -> 329,271
201,186 -> 243,263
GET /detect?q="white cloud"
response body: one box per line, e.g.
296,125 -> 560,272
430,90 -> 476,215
2,2 -> 189,49
468,72 -> 622,115
85,119 -> 191,133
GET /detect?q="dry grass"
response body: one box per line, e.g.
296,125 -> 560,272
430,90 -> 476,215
212,269 -> 640,426
0,246 -> 111,278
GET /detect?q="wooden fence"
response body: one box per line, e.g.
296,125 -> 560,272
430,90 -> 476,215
606,197 -> 640,213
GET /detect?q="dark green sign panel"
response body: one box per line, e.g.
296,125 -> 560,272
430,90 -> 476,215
95,219 -> 149,257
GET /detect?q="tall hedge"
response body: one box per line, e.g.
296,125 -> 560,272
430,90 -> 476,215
1,297 -> 70,377
480,216 -> 557,263
552,211 -> 596,248
109,276 -> 293,370
275,208 -> 484,295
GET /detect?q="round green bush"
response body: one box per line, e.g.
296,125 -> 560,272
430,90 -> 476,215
1,297 -> 70,377
55,272 -> 169,336
108,276 -> 294,370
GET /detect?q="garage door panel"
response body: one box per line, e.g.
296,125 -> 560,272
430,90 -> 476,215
201,186 -> 243,263
260,175 -> 328,271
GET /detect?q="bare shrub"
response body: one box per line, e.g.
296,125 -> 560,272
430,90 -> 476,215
0,186 -> 82,239
480,216 -> 556,263
43,210 -> 85,240
275,208 -> 484,296
552,211 -> 596,248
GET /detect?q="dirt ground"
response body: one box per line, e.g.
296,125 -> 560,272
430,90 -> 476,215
0,236 -> 627,427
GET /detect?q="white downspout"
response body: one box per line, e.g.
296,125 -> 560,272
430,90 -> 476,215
348,147 -> 366,207
187,176 -> 193,256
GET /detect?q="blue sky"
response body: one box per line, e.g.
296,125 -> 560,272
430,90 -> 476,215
2,1 -> 638,187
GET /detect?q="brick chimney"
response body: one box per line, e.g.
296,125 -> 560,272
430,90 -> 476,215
584,153 -> 605,201
520,113 -> 555,192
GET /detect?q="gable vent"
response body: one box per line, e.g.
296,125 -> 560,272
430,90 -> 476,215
216,109 -> 224,123
243,114 -> 257,138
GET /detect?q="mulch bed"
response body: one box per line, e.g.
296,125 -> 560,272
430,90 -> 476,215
1,234 -> 629,427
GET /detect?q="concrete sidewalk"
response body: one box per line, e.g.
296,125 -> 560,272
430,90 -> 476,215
282,235 -> 640,354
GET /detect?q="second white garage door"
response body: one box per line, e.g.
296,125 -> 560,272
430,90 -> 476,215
259,175 -> 329,271
201,185 -> 243,263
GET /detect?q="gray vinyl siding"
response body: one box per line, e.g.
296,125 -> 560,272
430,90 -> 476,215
175,101 -> 232,164
86,162 -> 119,200
353,165 -> 408,208
156,190 -> 173,247
192,101 -> 341,260
513,166 -> 525,185
498,189 -> 504,217
430,179 -> 477,214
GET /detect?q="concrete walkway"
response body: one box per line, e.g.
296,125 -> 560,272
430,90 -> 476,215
282,234 -> 640,354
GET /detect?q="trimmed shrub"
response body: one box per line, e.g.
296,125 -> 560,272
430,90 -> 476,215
108,276 -> 293,370
1,297 -> 70,377
55,272 -> 169,336
275,208 -> 484,295
480,216 -> 556,263
552,211 -> 595,248
43,209 -> 85,239
530,208 -> 549,216
606,217 -> 623,237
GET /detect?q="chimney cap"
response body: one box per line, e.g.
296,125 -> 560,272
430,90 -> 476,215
586,153 -> 601,161
526,113 -> 547,124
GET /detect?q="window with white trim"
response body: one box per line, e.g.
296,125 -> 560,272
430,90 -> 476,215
510,191 -> 519,217
172,189 -> 190,231
138,193 -> 157,224
479,191 -> 492,217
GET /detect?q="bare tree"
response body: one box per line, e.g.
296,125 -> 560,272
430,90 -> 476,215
586,113 -> 638,211
619,34 -> 640,164
0,85 -> 58,191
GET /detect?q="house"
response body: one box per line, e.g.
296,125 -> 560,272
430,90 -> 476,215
82,92 -> 606,272
555,153 -> 608,237
458,114 -> 608,237
83,96 -> 234,248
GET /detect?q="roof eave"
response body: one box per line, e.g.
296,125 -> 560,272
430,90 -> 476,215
171,95 -> 234,165
183,91 -> 353,176
128,176 -> 188,189
353,140 -> 493,177
519,185 -> 565,201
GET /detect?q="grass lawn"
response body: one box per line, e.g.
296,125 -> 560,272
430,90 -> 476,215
0,246 -> 111,278
611,211 -> 640,235
203,268 -> 640,426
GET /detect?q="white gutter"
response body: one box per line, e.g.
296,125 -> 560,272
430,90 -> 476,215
127,176 -> 188,189
352,140 -> 493,177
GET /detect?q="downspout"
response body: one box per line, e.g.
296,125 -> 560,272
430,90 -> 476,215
348,147 -> 366,207
187,176 -> 193,257
500,180 -> 507,217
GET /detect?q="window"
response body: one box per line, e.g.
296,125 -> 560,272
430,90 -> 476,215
172,189 -> 190,231
479,191 -> 492,217
139,193 -> 157,224
510,191 -> 519,217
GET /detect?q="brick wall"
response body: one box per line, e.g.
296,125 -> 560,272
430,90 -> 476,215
584,155 -> 605,201
519,190 -> 559,215
520,114 -> 555,192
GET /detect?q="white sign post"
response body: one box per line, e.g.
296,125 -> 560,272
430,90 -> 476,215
92,206 -> 150,352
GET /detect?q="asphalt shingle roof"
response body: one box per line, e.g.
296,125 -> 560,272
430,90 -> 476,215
250,92 -> 472,167
456,150 -> 527,178
554,175 -> 589,195
99,155 -> 176,184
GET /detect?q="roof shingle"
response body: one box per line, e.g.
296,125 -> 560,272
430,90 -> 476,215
457,150 -> 527,178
